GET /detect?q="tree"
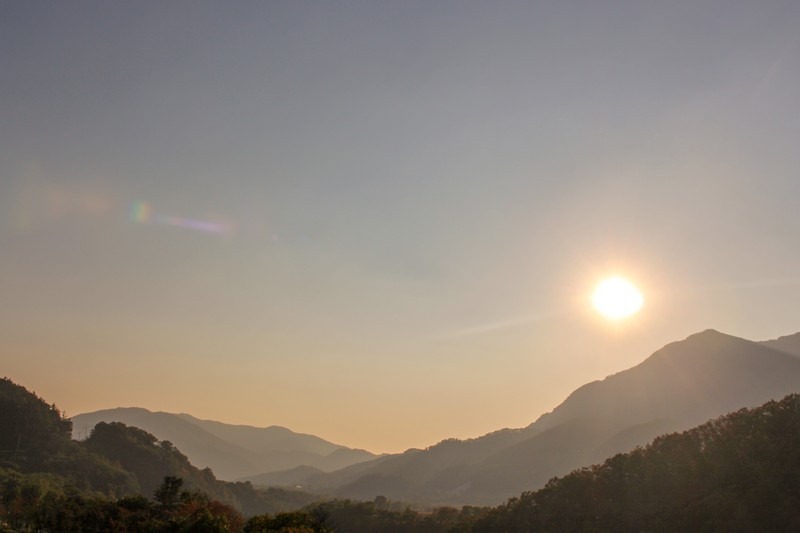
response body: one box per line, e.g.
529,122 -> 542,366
155,475 -> 184,508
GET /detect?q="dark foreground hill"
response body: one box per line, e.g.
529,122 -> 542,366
72,408 -> 378,481
0,377 -> 137,498
293,329 -> 800,505
473,393 -> 800,532
0,377 -> 317,527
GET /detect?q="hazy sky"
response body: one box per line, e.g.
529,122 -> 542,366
3,1 -> 800,453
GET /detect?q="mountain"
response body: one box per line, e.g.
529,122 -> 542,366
240,465 -> 324,489
294,329 -> 800,505
71,408 -> 378,481
760,331 -> 800,357
0,377 -> 320,528
530,329 -> 800,433
81,421 -> 320,517
475,393 -> 800,532
209,393 -> 800,532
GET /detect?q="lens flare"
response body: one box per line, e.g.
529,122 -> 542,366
130,202 -> 234,236
131,202 -> 151,223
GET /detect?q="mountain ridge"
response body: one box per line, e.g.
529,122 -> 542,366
71,329 -> 800,506
290,328 -> 800,504
72,407 -> 379,481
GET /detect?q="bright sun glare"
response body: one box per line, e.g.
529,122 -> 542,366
592,276 -> 644,320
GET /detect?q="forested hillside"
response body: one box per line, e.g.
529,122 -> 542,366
242,394 -> 800,532
0,377 -> 138,497
0,378 -> 316,531
474,393 -> 800,531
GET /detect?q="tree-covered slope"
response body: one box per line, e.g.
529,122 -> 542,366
73,407 -> 260,480
83,421 -> 319,517
475,393 -> 800,532
0,377 -> 138,498
241,394 -> 800,532
0,377 -> 318,525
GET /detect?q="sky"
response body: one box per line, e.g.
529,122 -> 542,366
2,1 -> 800,454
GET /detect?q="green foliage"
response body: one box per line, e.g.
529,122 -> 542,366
1,477 -> 245,532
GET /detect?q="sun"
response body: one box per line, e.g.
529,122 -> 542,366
592,276 -> 644,320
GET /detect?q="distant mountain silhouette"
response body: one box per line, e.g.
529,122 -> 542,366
71,408 -> 377,481
68,329 -> 800,505
240,465 -> 324,488
293,329 -> 800,505
760,331 -> 800,357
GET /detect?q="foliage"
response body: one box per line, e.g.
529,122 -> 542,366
84,422 -> 198,499
82,421 -> 320,516
0,378 -> 72,460
0,378 -> 319,528
474,393 -> 800,532
242,498 -> 489,533
0,477 -> 244,532
241,394 -> 800,532
0,377 -> 139,498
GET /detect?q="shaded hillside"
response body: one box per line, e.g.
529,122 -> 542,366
475,393 -> 800,532
296,428 -> 533,495
83,421 -> 319,517
84,421 -> 227,503
177,414 -> 339,456
72,408 -> 377,480
299,329 -> 800,505
180,413 -> 379,474
760,331 -> 800,357
449,329 -> 800,502
240,465 -> 324,488
240,394 -> 800,532
0,378 -> 318,522
0,377 -> 138,497
73,408 -> 258,480
531,329 -> 800,432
